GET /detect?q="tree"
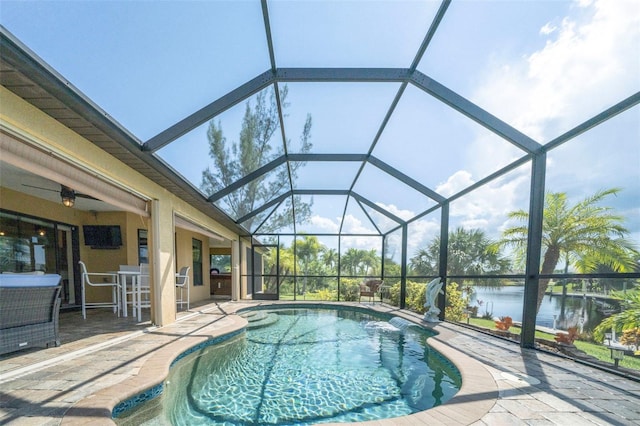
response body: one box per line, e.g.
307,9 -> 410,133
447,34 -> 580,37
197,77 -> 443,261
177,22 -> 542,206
321,248 -> 338,274
295,235 -> 322,294
200,86 -> 312,232
360,249 -> 381,276
340,248 -> 381,276
340,248 -> 365,276
497,188 -> 639,313
593,289 -> 640,344
410,227 -> 510,283
263,244 -> 295,292
383,256 -> 401,279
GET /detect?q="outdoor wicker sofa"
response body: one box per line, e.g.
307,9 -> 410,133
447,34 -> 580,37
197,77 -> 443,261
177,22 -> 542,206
0,273 -> 62,355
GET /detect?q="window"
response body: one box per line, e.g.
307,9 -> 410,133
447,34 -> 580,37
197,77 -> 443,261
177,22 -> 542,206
210,254 -> 231,273
138,229 -> 148,264
0,209 -> 78,305
192,238 -> 203,286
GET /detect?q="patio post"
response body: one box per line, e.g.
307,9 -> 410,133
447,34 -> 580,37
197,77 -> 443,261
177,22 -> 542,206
151,199 -> 176,326
400,224 -> 408,309
438,202 -> 449,321
521,152 -> 546,348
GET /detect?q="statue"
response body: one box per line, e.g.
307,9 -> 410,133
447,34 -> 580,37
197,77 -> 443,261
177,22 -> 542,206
423,278 -> 444,323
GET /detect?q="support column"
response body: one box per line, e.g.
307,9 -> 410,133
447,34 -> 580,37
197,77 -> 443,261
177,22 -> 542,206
521,152 -> 546,348
438,202 -> 449,321
400,224 -> 408,309
231,239 -> 240,301
150,199 -> 176,326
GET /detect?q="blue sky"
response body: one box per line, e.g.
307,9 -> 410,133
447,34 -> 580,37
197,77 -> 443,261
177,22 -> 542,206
2,0 -> 638,261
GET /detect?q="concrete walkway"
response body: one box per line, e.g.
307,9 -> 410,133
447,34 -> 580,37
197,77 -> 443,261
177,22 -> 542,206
0,301 -> 638,425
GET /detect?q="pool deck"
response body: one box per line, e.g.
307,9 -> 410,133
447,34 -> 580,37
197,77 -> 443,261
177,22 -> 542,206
0,300 -> 638,425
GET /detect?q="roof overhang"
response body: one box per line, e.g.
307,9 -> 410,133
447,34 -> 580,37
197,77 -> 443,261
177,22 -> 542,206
0,26 -> 246,235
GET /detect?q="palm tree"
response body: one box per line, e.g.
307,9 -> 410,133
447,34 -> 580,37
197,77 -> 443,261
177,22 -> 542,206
360,249 -> 381,276
410,227 -> 510,283
264,245 -> 294,292
321,248 -> 338,275
295,235 -> 322,294
593,289 -> 640,344
410,244 -> 439,276
497,188 -> 638,313
341,248 -> 365,276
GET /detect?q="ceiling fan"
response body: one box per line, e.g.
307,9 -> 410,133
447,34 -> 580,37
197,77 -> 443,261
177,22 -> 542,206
22,183 -> 99,207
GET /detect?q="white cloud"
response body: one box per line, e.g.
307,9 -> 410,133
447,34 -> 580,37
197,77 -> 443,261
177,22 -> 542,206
373,203 -> 442,259
306,203 -> 441,258
436,168 -> 530,238
475,0 -> 639,142
576,0 -> 594,7
540,22 -> 557,35
375,203 -> 418,222
309,215 -> 339,233
435,170 -> 476,198
342,214 -> 376,234
406,217 -> 441,258
443,0 -> 639,237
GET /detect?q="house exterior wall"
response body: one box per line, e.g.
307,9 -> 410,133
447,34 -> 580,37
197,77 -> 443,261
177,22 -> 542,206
175,227 -> 213,306
0,86 -> 241,325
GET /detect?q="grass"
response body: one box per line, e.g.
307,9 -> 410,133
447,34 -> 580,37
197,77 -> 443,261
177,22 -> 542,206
574,340 -> 640,370
465,318 -> 640,371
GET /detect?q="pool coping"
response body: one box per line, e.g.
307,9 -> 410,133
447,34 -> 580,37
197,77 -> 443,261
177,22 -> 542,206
61,302 -> 498,425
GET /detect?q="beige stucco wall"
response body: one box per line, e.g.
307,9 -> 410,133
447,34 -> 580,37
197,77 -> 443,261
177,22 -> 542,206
175,228 -> 213,304
0,86 -> 240,325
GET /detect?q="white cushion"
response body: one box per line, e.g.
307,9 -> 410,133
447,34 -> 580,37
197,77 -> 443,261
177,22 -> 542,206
0,274 -> 61,287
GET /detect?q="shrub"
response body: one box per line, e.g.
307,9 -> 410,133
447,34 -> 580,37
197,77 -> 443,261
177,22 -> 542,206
339,279 -> 360,302
382,280 -> 427,312
481,311 -> 494,320
384,280 -> 469,321
445,282 -> 467,322
406,281 -> 427,313
316,288 -> 335,301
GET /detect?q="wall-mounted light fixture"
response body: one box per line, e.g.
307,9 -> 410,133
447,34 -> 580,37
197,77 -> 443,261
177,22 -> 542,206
60,185 -> 75,207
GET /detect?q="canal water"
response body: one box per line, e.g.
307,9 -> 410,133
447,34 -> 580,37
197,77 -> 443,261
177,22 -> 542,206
469,286 -> 608,332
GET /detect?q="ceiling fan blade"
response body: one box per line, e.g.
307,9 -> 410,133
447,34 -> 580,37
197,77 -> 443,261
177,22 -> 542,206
60,185 -> 100,201
22,183 -> 59,192
76,193 -> 99,201
23,183 -> 100,201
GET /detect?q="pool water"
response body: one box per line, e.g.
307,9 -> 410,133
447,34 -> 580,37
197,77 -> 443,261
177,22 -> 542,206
129,308 -> 461,425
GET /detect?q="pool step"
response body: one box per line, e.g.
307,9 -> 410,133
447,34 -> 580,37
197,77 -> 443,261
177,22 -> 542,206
241,311 -> 279,329
240,310 -> 260,319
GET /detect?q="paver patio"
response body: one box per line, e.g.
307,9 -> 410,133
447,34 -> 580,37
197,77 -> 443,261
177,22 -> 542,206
1,301 -> 638,425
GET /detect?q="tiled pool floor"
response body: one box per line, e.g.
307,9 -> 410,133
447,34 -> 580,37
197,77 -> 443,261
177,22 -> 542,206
1,300 -> 639,425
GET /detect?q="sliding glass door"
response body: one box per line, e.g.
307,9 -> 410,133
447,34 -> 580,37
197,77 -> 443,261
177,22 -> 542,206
0,210 -> 79,306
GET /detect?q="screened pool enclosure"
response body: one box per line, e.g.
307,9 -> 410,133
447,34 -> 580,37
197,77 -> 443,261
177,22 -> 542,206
1,0 -> 639,350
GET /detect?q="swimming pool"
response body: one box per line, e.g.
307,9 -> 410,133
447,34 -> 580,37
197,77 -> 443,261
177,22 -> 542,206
115,307 -> 461,425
